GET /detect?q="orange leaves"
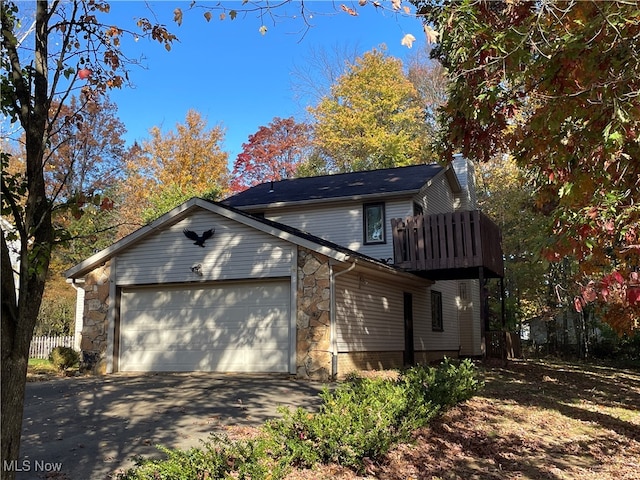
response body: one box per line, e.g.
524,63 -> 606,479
341,4 -> 358,16
119,109 -> 229,230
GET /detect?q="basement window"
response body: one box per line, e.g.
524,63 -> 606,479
363,203 -> 385,244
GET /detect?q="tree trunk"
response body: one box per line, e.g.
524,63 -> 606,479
0,357 -> 29,480
2,3 -> 53,476
2,233 -> 47,480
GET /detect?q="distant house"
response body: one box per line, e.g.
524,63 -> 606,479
65,155 -> 503,379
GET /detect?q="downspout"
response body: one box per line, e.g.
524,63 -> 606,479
67,278 -> 85,352
330,259 -> 357,379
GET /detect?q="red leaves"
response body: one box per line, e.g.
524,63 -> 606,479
77,68 -> 92,80
230,117 -> 312,193
573,271 -> 640,332
628,287 -> 640,305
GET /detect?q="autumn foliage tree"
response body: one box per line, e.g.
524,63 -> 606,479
45,94 -> 125,202
1,1 -> 176,474
413,0 -> 640,333
476,157 -> 552,330
230,117 -> 312,192
309,48 -> 430,173
118,109 -> 228,234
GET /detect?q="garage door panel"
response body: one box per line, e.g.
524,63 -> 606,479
120,348 -> 289,373
122,286 -> 288,310
119,281 -> 290,372
123,306 -> 289,331
121,326 -> 290,349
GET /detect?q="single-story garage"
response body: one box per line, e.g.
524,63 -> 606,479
118,280 -> 291,373
65,198 -> 461,380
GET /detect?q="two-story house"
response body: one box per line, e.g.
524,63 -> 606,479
65,155 -> 503,379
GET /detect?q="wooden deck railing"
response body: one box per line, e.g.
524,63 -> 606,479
391,210 -> 504,279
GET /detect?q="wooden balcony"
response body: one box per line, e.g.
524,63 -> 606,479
391,210 -> 504,280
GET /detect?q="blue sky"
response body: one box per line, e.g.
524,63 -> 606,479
106,1 -> 426,164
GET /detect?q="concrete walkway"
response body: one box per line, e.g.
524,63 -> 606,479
17,373 -> 327,479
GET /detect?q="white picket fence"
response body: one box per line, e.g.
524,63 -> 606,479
29,335 -> 76,359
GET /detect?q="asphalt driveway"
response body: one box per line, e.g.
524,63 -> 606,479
17,373 -> 327,480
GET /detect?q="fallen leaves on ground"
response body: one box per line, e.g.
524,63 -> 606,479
285,359 -> 640,480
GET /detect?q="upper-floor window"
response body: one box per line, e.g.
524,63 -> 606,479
363,203 -> 385,244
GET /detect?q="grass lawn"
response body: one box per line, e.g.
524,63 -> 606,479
284,359 -> 640,479
27,358 -> 61,379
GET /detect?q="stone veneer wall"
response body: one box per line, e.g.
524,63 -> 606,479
296,248 -> 332,380
80,261 -> 111,374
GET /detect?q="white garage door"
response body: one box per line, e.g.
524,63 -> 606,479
119,281 -> 290,372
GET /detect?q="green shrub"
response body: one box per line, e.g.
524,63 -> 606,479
264,360 -> 481,473
118,434 -> 288,480
48,346 -> 79,371
264,377 -> 423,471
119,358 -> 483,479
423,358 -> 484,408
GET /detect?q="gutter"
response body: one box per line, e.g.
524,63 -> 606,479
329,259 -> 357,379
66,278 -> 85,352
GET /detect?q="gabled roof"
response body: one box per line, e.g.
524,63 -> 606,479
223,163 -> 448,209
64,198 -> 413,280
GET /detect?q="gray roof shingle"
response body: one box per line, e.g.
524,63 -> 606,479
222,163 -> 443,208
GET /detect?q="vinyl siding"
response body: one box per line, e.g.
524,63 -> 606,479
413,280 -> 461,352
418,173 -> 457,214
335,271 -> 406,352
468,279 -> 483,356
458,280 -> 475,356
335,271 -> 462,354
115,209 -> 293,285
265,199 -> 413,260
452,156 -> 478,210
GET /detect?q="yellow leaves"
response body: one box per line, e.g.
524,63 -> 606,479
259,25 -> 267,35
309,49 -> 426,171
391,0 -> 401,10
204,11 -> 212,22
401,33 -> 416,48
